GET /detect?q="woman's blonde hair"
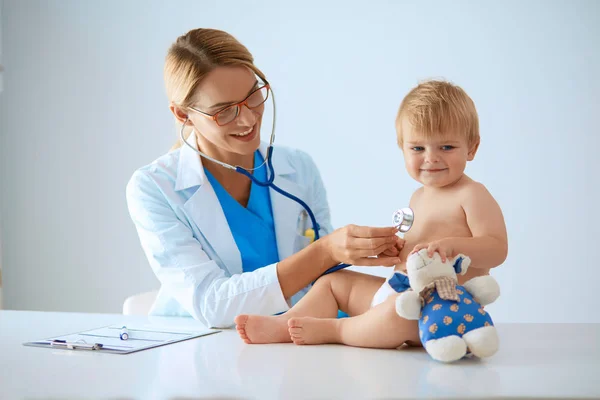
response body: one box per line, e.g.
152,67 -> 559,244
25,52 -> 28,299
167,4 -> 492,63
164,28 -> 267,150
396,80 -> 479,149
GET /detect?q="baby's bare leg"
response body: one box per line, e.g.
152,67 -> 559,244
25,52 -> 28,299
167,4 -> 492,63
288,294 -> 419,348
235,270 -> 384,344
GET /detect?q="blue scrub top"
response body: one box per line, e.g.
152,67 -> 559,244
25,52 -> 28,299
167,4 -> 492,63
204,151 -> 280,272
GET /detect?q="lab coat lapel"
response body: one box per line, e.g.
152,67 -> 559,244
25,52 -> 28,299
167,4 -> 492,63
184,183 -> 242,276
179,132 -> 242,276
260,143 -> 305,261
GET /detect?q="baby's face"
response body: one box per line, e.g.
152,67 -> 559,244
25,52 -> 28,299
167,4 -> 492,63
399,120 -> 476,189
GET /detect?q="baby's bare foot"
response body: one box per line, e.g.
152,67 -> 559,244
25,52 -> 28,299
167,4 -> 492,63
234,314 -> 292,344
287,317 -> 341,345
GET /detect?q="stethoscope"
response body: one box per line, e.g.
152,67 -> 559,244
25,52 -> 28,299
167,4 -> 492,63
180,86 -> 415,276
319,207 -> 414,275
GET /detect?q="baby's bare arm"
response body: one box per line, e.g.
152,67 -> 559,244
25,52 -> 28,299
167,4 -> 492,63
449,183 -> 508,269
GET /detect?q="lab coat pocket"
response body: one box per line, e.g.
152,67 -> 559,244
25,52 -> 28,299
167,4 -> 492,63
293,234 -> 312,253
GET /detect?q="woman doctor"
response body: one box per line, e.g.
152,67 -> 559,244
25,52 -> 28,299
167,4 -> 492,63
126,28 -> 401,328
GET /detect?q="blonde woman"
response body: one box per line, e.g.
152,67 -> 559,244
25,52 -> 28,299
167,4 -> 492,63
126,29 -> 403,328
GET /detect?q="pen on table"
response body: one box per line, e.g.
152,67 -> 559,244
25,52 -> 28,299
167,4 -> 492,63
50,339 -> 103,350
120,326 -> 129,340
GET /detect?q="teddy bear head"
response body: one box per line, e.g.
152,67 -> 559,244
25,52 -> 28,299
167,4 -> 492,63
405,249 -> 471,292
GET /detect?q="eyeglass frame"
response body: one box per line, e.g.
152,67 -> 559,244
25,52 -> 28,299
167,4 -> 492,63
187,83 -> 271,127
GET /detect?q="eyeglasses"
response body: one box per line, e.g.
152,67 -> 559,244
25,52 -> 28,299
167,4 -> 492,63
188,84 -> 270,126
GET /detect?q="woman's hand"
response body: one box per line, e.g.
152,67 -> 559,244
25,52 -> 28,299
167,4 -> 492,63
323,225 -> 401,266
379,236 -> 406,258
411,238 -> 454,262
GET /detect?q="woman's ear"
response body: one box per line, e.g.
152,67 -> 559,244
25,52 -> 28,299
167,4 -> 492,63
170,103 -> 190,125
467,139 -> 480,161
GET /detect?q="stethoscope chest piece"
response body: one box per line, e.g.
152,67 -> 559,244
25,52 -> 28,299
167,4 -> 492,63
392,207 -> 414,233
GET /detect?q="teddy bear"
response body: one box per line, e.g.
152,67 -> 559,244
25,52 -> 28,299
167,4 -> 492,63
395,249 -> 500,363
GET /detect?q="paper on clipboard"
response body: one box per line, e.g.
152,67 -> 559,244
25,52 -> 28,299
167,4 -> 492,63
23,324 -> 221,354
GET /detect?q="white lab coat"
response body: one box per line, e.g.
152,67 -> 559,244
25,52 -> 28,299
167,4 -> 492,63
126,133 -> 333,328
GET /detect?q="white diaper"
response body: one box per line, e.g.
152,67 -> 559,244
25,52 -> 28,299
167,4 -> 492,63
370,270 -> 411,308
371,274 -> 398,308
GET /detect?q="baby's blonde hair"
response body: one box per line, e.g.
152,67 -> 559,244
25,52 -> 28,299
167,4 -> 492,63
164,28 -> 267,150
396,80 -> 479,148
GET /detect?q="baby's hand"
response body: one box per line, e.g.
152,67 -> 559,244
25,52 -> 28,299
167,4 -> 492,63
411,239 -> 453,263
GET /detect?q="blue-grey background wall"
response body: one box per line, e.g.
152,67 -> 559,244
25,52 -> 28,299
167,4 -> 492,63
0,0 -> 598,322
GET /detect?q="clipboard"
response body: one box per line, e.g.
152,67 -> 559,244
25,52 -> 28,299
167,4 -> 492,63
23,324 -> 221,354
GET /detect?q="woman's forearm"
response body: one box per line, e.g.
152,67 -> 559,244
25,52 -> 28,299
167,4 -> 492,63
276,237 -> 337,298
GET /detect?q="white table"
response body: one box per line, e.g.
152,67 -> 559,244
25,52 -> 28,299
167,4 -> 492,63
0,310 -> 598,399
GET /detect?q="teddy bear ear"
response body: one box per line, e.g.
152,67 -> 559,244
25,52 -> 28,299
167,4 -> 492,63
453,256 -> 471,275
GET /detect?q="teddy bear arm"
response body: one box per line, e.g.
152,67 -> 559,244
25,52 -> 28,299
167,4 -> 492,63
395,291 -> 422,320
462,275 -> 500,306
